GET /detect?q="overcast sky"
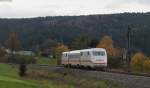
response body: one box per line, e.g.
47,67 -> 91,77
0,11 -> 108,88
0,0 -> 150,18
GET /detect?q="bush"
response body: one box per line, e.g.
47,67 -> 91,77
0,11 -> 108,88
130,52 -> 146,72
143,60 -> 150,73
19,63 -> 27,77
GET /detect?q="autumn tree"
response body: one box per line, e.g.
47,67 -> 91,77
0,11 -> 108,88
143,59 -> 150,73
96,36 -> 114,56
130,52 -> 146,71
5,32 -> 22,52
54,44 -> 69,65
97,36 -> 123,68
5,32 -> 22,62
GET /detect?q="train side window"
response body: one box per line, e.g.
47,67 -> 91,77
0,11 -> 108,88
80,52 -> 83,56
87,51 -> 90,55
83,52 -> 86,56
68,55 -> 71,58
93,51 -> 105,56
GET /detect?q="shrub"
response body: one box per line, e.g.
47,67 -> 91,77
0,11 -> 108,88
130,52 -> 146,71
143,60 -> 150,73
19,63 -> 27,77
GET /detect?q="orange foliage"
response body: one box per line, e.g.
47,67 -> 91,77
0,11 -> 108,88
55,44 -> 69,65
96,36 -> 124,68
130,52 -> 146,71
5,32 -> 22,51
143,60 -> 150,73
55,44 -> 69,54
96,36 -> 114,56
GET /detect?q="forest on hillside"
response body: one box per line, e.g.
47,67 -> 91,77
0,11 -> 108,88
0,12 -> 150,55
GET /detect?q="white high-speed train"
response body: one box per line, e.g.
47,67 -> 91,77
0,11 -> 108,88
61,48 -> 107,68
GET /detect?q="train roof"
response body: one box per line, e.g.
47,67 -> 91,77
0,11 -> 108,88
81,48 -> 106,51
62,48 -> 106,54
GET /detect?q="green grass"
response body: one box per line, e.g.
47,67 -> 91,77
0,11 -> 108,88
0,63 -> 18,78
0,63 -> 42,88
36,56 -> 57,65
0,63 -> 127,88
0,63 -> 72,88
0,77 -> 44,88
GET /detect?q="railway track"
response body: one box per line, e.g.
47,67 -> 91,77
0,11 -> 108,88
29,64 -> 150,77
54,66 -> 150,88
27,64 -> 150,88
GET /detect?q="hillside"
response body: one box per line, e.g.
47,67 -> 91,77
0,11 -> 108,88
0,13 -> 150,54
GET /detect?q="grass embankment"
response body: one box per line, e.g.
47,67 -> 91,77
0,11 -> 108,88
36,56 -> 57,65
27,69 -> 127,88
0,63 -> 42,88
0,63 -> 73,88
0,63 -> 127,88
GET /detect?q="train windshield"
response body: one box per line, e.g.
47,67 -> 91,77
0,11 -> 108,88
92,51 -> 105,56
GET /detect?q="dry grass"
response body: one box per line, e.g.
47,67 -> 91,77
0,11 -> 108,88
26,69 -> 127,88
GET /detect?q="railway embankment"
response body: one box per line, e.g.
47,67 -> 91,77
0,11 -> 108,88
29,65 -> 150,88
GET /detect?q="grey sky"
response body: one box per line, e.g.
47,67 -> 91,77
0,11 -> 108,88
0,0 -> 150,18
